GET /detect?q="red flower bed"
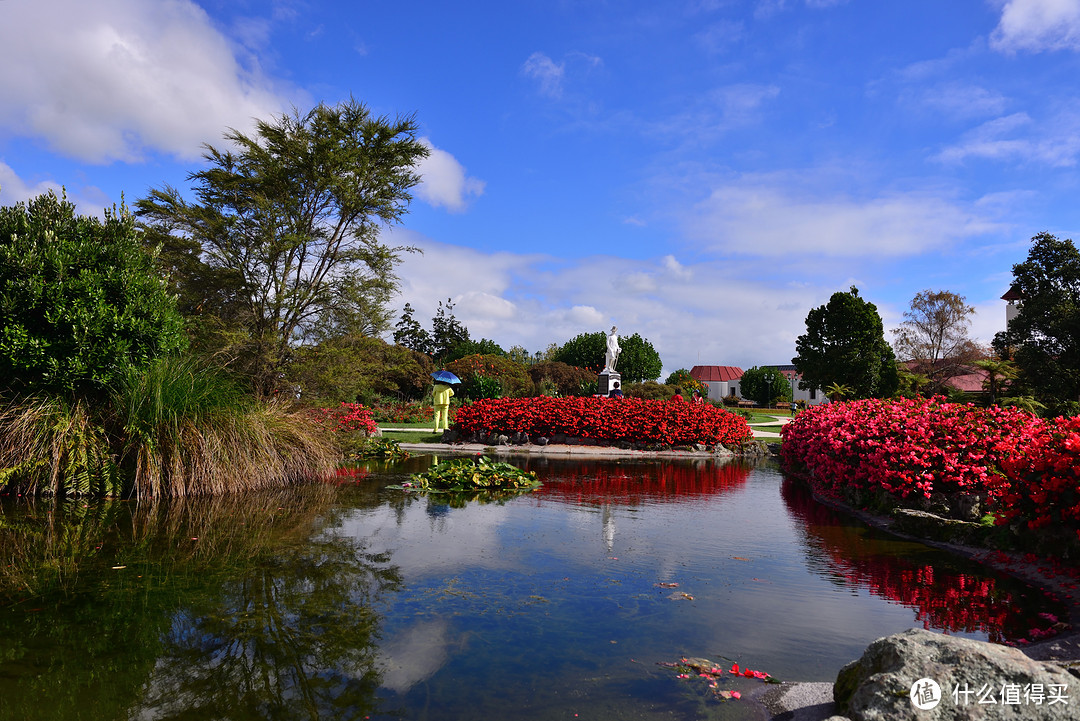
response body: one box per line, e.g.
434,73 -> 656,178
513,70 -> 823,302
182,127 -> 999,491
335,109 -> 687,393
1000,415 -> 1080,538
312,402 -> 379,435
780,397 -> 1047,507
452,396 -> 753,446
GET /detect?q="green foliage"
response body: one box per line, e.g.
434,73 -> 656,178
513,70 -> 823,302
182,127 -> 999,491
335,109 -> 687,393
287,335 -> 434,405
624,381 -> 676,400
552,331 -> 662,383
793,286 -> 899,399
527,361 -> 597,397
664,369 -> 707,394
443,338 -> 507,364
994,232 -> 1080,416
430,298 -> 470,361
392,302 -> 432,355
0,192 -> 187,399
445,354 -> 531,398
463,371 -> 503,400
135,99 -> 427,395
740,367 -> 792,406
402,456 -> 540,492
350,437 -> 410,461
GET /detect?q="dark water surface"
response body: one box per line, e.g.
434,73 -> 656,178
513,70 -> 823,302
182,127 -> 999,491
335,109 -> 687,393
0,456 -> 1066,720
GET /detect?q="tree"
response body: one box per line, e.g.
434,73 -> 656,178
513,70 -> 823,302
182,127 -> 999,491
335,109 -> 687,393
892,290 -> 981,394
135,99 -> 428,395
286,335 -> 434,405
552,331 -> 662,383
740,367 -> 792,407
664,369 -> 707,395
972,358 -> 1018,407
793,286 -> 899,399
994,232 -> 1080,416
393,303 -> 432,355
0,192 -> 187,399
443,338 -> 506,364
430,298 -> 470,361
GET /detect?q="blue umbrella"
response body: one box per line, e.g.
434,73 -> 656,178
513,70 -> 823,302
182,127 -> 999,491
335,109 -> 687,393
431,370 -> 462,385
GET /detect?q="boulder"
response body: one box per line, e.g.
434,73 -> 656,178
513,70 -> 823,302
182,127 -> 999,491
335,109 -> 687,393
835,628 -> 1078,720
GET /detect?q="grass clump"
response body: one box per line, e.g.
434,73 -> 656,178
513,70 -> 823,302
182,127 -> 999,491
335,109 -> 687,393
1,356 -> 340,498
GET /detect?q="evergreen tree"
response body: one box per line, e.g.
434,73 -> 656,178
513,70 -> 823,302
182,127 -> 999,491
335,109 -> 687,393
793,286 -> 899,399
393,303 -> 432,355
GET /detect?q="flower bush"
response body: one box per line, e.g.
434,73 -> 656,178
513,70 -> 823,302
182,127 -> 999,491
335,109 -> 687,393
999,415 -> 1080,541
452,396 -> 753,446
312,402 -> 379,436
780,397 -> 1047,510
367,399 -> 434,424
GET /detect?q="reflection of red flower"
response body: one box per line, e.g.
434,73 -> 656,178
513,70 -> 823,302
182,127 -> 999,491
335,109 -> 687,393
780,479 -> 1066,644
527,459 -> 750,505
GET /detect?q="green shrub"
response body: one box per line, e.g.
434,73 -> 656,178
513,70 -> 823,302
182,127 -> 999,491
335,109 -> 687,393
624,381 -> 676,400
0,192 -> 186,399
527,361 -> 596,397
445,354 -> 531,397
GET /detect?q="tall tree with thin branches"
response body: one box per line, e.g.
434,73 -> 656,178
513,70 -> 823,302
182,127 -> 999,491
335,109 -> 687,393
136,99 -> 428,395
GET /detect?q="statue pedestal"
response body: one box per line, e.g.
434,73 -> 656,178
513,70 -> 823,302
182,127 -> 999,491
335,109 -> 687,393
598,370 -> 621,396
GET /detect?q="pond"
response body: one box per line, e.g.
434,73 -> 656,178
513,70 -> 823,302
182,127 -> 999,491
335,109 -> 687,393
0,456 -> 1066,720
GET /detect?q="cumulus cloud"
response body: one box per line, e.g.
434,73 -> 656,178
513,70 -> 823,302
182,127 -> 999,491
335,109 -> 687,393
415,139 -> 485,212
0,0 -> 292,163
682,180 -> 998,257
0,161 -> 113,216
991,0 -> 1080,53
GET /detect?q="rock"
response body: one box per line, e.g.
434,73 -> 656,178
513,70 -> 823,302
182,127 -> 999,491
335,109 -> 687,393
536,436 -> 548,446
891,509 -> 991,547
835,628 -> 1078,720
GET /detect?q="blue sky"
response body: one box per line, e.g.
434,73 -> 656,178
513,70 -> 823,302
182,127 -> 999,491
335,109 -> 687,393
3,0 -> 1080,377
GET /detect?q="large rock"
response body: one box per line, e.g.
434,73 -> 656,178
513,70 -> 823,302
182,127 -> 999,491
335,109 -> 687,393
835,628 -> 1078,720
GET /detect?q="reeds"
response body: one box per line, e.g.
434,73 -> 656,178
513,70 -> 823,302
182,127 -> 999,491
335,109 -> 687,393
0,356 -> 342,498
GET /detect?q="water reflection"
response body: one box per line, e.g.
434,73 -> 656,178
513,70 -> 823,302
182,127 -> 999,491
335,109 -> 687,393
521,457 -> 752,505
0,487 -> 401,721
780,478 -> 1067,644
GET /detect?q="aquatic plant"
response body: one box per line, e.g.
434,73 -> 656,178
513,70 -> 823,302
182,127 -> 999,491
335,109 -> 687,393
401,456 -> 540,492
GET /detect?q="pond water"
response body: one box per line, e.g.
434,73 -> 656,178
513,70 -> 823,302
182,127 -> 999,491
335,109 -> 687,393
0,456 -> 1066,720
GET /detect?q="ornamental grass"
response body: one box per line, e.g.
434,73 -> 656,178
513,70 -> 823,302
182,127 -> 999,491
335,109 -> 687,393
0,356 -> 340,498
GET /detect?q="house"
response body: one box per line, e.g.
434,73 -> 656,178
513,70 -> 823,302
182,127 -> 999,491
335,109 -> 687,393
689,365 -> 743,401
764,365 -> 828,406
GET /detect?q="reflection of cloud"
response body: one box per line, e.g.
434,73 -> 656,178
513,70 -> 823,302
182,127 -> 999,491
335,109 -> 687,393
377,619 -> 455,693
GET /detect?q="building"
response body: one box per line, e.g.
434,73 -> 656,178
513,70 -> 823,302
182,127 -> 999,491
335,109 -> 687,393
765,365 -> 828,406
689,365 -> 743,401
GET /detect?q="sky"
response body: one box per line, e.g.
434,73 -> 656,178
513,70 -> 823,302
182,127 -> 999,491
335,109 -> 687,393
2,0 -> 1080,378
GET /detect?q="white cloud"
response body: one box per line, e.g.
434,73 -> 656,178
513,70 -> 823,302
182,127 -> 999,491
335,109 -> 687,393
522,52 -> 566,98
0,161 -> 113,216
0,0 -> 292,163
683,180 -> 998,257
907,83 -> 1010,122
415,139 -> 485,212
991,0 -> 1080,53
936,108 -> 1080,166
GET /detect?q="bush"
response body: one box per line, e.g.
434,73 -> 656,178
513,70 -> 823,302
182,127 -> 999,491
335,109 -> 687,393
452,396 -> 753,446
0,192 -> 186,398
287,336 -> 433,405
527,361 -> 596,397
444,354 -> 531,398
624,381 -> 676,401
999,415 -> 1080,549
780,397 -> 1046,512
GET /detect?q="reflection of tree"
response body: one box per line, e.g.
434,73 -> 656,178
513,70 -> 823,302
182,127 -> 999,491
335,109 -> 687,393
522,458 -> 751,506
0,486 -> 402,720
780,479 -> 1064,644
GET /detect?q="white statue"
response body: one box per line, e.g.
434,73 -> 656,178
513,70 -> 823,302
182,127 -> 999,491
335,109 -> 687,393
604,326 -> 620,372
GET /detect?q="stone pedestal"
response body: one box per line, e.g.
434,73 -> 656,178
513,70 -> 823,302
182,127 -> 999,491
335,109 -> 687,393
598,370 -> 621,396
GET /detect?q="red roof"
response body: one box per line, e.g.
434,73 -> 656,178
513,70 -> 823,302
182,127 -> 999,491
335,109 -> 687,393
690,365 -> 743,382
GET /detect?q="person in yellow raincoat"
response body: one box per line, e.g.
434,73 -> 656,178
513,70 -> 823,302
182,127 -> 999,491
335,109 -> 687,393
433,381 -> 455,432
